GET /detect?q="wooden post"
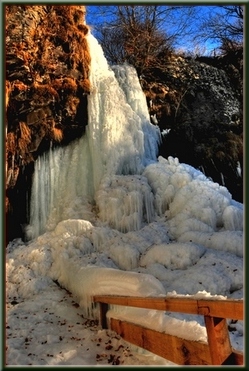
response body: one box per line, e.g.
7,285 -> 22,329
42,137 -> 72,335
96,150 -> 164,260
99,302 -> 108,329
204,316 -> 233,365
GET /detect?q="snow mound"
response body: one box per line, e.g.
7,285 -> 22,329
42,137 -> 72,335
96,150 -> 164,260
140,242 -> 206,269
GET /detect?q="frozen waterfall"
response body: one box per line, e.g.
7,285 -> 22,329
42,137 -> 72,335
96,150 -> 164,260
9,32 -> 243,330
26,33 -> 161,240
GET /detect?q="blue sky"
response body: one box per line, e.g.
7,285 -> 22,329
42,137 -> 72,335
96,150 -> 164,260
85,5 -> 243,56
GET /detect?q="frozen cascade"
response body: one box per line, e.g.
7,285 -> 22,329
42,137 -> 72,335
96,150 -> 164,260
7,32 -> 244,335
111,64 -> 160,163
26,135 -> 93,239
96,174 -> 155,233
26,33 -> 161,239
86,34 -> 161,184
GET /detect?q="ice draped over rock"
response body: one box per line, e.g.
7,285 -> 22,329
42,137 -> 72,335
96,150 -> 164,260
86,34 -> 161,191
27,33 -> 161,239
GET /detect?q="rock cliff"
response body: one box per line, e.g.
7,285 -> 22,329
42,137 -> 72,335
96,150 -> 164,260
5,5 -> 90,242
142,52 -> 243,203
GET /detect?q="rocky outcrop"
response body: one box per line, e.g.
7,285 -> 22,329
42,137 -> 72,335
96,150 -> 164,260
142,52 -> 243,202
5,5 -> 90,242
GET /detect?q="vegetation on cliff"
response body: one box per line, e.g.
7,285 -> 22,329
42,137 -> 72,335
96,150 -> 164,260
5,5 -> 90,241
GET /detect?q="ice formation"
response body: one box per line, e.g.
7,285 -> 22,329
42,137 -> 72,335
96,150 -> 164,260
27,34 -> 161,239
20,32 -> 244,321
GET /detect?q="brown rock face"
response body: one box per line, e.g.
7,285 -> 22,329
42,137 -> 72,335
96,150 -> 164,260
5,5 -> 90,243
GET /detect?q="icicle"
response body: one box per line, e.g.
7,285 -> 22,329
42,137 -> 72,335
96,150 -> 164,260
96,175 -> 155,233
27,33 -> 160,239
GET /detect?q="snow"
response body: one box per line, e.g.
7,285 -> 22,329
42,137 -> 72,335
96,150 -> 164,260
5,33 -> 244,366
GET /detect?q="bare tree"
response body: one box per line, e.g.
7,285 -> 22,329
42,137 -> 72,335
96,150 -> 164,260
86,5 -> 196,74
195,5 -> 243,54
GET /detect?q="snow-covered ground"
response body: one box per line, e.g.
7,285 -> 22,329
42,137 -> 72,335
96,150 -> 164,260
6,275 -> 172,366
5,33 -> 244,366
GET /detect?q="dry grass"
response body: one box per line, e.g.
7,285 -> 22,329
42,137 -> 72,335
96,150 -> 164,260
6,80 -> 11,109
26,108 -> 50,126
216,150 -> 226,161
51,127 -> 63,142
6,132 -> 16,154
52,77 -> 77,93
18,138 -> 28,153
77,24 -> 89,35
13,81 -> 28,92
19,122 -> 31,143
32,82 -> 59,99
79,79 -> 90,93
6,5 -> 91,169
18,122 -> 32,156
66,95 -> 80,115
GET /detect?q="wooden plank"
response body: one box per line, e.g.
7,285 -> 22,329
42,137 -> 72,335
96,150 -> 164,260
110,317 -> 212,365
204,316 -> 232,365
93,295 -> 243,320
199,299 -> 243,321
94,295 -> 198,313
